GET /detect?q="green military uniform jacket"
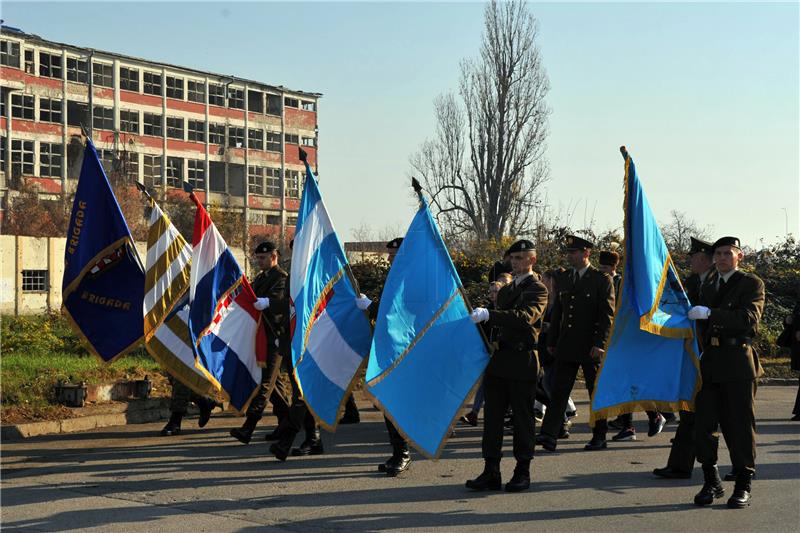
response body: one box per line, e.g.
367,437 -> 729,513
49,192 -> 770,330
484,273 -> 548,382
251,265 -> 288,357
698,270 -> 765,383
548,265 -> 615,363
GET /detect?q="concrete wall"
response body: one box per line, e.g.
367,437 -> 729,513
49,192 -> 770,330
0,235 -> 245,315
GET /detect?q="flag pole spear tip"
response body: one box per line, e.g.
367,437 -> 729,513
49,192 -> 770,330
619,145 -> 628,159
411,177 -> 422,194
298,147 -> 308,163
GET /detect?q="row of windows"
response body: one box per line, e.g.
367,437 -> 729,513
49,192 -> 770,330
1,40 -> 315,113
0,137 -> 302,198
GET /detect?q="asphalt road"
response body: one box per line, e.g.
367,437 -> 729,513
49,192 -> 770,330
2,386 -> 799,532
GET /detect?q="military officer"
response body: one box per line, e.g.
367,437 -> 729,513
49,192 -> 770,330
354,237 -> 413,477
653,237 -> 715,479
598,250 -> 621,295
536,235 -> 615,452
689,236 -> 765,509
160,377 -> 221,436
230,240 -> 292,444
465,239 -> 548,492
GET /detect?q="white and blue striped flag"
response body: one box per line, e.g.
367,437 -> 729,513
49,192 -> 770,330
291,154 -> 372,430
187,193 -> 264,412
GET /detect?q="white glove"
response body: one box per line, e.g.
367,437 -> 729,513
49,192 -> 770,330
688,306 -> 711,320
355,293 -> 372,311
470,307 -> 490,323
254,297 -> 270,311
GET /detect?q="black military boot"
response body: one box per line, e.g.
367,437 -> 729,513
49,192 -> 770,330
339,394 -> 361,424
270,429 -> 298,462
505,459 -> 531,492
229,414 -> 260,444
385,445 -> 412,477
160,412 -> 183,436
694,464 -> 725,506
465,458 -> 501,491
727,471 -> 753,508
195,397 -> 222,428
292,428 -> 324,456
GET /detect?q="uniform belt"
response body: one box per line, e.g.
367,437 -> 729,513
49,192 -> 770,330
708,336 -> 753,347
498,341 -> 534,352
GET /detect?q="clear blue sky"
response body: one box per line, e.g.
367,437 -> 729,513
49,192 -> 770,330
5,1 -> 798,247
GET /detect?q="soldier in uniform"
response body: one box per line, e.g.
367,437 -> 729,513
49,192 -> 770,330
465,239 -> 548,492
354,237 -> 413,477
688,236 -> 765,509
160,377 -> 221,436
229,241 -> 292,445
653,237 -> 715,478
536,235 -> 615,452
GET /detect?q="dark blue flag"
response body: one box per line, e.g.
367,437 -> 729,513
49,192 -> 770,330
62,139 -> 145,362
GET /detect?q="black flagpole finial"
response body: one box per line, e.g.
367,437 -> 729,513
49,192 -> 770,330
299,147 -> 308,163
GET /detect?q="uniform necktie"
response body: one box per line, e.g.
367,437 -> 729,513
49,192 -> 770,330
719,277 -> 727,291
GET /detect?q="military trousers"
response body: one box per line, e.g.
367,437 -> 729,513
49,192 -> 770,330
540,359 -> 607,439
665,411 -> 696,473
246,353 -> 291,422
385,417 -> 408,450
169,377 -> 204,414
482,374 -> 536,462
279,372 -> 317,441
695,379 -> 756,475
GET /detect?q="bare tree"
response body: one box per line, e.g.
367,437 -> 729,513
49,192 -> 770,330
661,210 -> 712,253
411,0 -> 550,240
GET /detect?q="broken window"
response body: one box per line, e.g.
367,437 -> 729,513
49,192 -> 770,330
301,100 -> 316,112
11,139 -> 34,177
23,49 -> 34,74
1,40 -> 21,68
284,97 -> 299,108
0,87 -> 7,117
228,163 -> 245,196
187,120 -> 205,142
143,113 -> 163,136
265,167 -> 281,197
187,80 -> 205,103
187,159 -> 205,190
208,123 -> 225,145
166,156 -> 183,187
39,51 -> 62,79
284,133 -> 299,145
143,71 -> 162,95
166,116 -> 184,140
227,87 -> 244,109
248,128 -> 263,150
93,105 -> 113,131
121,151 -> 139,180
285,170 -> 299,198
11,93 -> 34,120
301,136 -> 315,147
209,161 -> 225,192
39,98 -> 63,123
39,142 -> 63,177
227,126 -> 244,148
266,94 -> 282,116
120,109 -> 139,134
66,57 -> 88,83
208,83 -> 225,106
247,166 -> 263,195
98,149 -> 115,175
266,131 -> 281,152
0,136 -> 6,168
120,66 -> 140,92
166,76 -> 184,99
93,62 -> 113,88
143,154 -> 162,186
247,90 -> 263,113
67,100 -> 88,127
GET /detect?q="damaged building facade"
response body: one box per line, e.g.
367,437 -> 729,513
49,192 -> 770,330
0,26 -> 320,245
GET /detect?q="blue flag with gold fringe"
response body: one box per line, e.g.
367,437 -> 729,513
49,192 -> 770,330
591,147 -> 700,421
365,183 -> 490,458
62,139 -> 145,363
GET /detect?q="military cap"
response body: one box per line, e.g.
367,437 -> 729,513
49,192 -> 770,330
565,234 -> 594,250
599,250 -> 620,266
507,239 -> 535,254
688,237 -> 713,256
254,240 -> 277,254
712,236 -> 741,251
386,237 -> 404,250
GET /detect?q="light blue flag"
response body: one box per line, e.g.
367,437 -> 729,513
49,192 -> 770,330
591,147 -> 700,422
366,184 -> 490,458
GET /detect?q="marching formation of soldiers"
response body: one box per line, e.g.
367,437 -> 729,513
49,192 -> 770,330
159,233 -> 769,510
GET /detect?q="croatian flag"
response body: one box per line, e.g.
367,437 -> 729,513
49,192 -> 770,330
187,193 -> 264,412
291,153 -> 372,430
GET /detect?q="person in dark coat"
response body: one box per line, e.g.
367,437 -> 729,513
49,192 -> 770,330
466,239 -> 548,492
689,236 -> 765,509
777,285 -> 800,421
